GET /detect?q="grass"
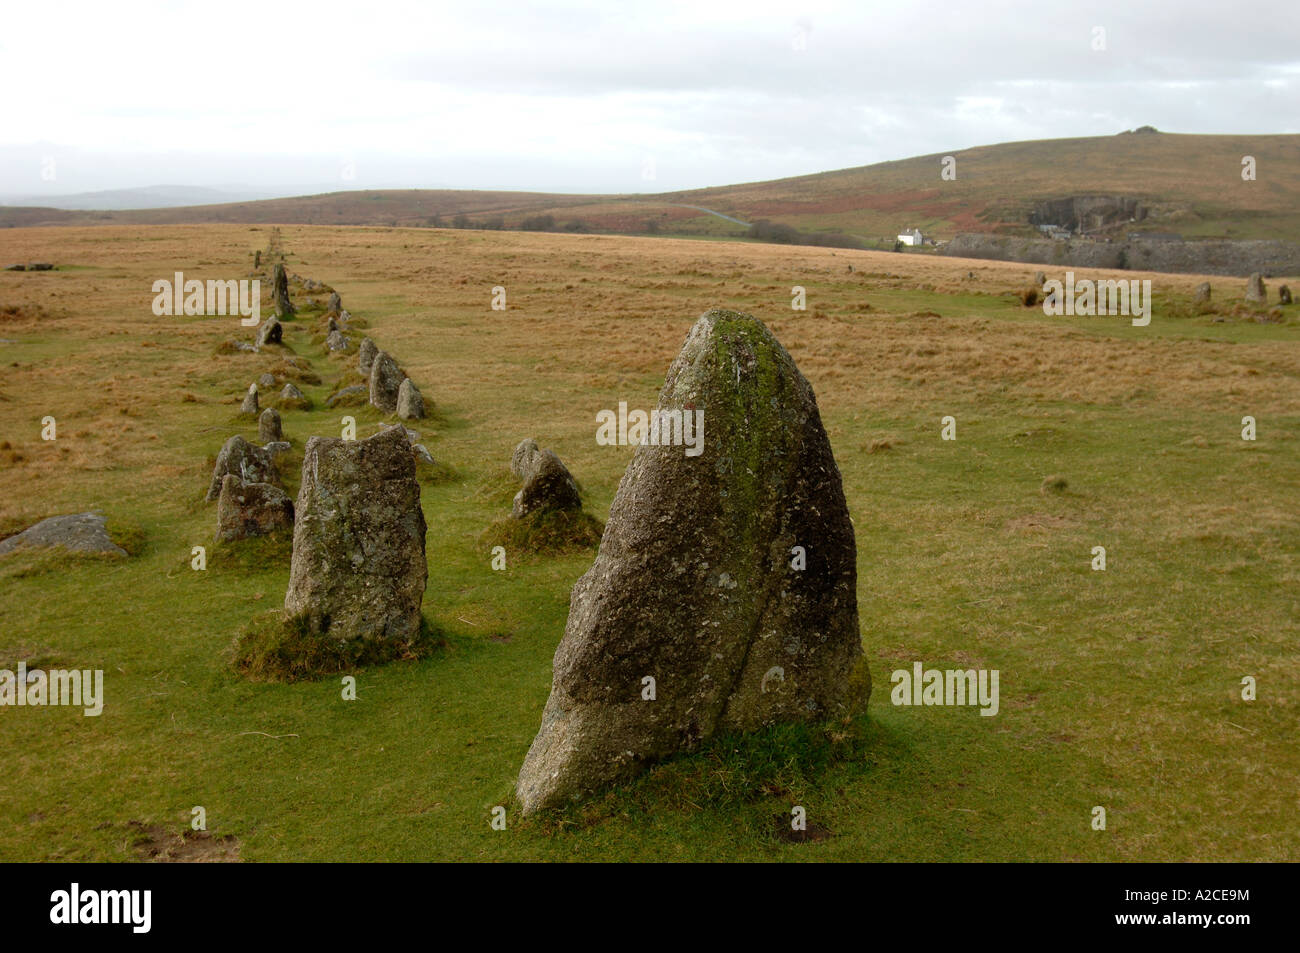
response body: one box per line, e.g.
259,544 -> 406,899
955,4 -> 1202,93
0,224 -> 1296,861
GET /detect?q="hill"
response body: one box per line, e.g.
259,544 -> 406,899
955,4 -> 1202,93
3,131 -> 1298,244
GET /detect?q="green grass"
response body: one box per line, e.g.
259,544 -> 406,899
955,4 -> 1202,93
1,231 -> 1296,862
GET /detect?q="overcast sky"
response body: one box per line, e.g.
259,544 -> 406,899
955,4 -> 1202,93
1,0 -> 1297,199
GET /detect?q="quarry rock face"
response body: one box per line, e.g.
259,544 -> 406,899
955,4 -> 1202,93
1245,273 -> 1266,303
368,350 -> 404,413
358,338 -> 377,377
215,474 -> 294,544
283,426 -> 427,644
396,378 -> 425,420
516,308 -> 866,814
206,435 -> 281,501
272,263 -> 295,316
0,513 -> 126,558
256,316 -> 282,348
511,445 -> 581,519
258,408 -> 282,444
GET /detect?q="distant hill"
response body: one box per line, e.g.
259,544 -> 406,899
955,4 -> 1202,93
0,185 -> 284,211
4,132 -> 1298,243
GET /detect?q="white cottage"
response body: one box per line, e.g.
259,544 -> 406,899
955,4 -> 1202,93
897,228 -> 923,246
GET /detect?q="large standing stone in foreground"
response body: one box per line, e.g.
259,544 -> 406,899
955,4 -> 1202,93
0,512 -> 126,557
272,263 -> 295,316
1245,272 -> 1266,303
397,378 -> 425,420
511,445 -> 581,519
358,338 -> 377,377
206,435 -> 280,501
368,350 -> 404,413
283,427 -> 427,644
215,475 -> 294,543
516,308 -> 866,814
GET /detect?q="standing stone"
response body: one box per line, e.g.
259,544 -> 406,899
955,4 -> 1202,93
397,378 -> 425,419
206,435 -> 281,501
280,382 -> 305,402
256,316 -> 282,347
1280,285 -> 1292,305
272,263 -> 295,316
510,438 -> 541,479
258,408 -> 282,443
516,308 -> 866,814
368,351 -> 404,413
283,427 -> 427,645
1033,271 -> 1046,287
1245,273 -> 1266,303
1193,282 -> 1211,303
327,316 -> 340,333
215,474 -> 294,543
327,291 -> 342,313
239,384 -> 259,416
258,372 -> 277,389
254,250 -> 262,270
339,310 -> 352,324
359,338 -> 378,377
512,447 -> 581,519
327,330 -> 349,351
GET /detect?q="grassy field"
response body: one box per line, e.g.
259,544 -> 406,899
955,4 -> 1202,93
1,224 -> 1297,861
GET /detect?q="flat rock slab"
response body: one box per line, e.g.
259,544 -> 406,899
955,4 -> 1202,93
0,512 -> 126,557
517,308 -> 866,814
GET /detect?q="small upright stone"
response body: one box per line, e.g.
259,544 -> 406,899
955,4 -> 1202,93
258,372 -> 277,389
1193,281 -> 1211,303
239,384 -> 259,416
327,291 -> 342,313
272,263 -> 295,316
359,338 -> 378,376
283,427 -> 427,645
397,378 -> 425,419
1034,271 -> 1046,287
1280,285 -> 1292,305
259,408 -> 282,443
280,382 -> 305,402
510,438 -> 540,479
215,474 -> 294,544
368,351 -> 404,413
206,435 -> 280,501
327,330 -> 349,351
1245,273 -> 1266,303
256,316 -> 282,347
512,447 -> 581,519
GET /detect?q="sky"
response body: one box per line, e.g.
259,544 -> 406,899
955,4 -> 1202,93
1,0 -> 1297,201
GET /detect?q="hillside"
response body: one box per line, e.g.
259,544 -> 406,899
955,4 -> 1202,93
3,132 -> 1298,243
